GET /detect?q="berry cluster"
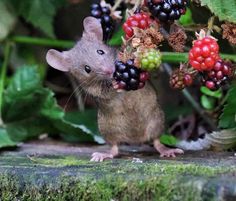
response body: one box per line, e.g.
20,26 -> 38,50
113,60 -> 149,90
123,13 -> 151,38
189,36 -> 220,71
141,49 -> 162,71
202,60 -> 233,90
91,3 -> 114,40
146,0 -> 187,22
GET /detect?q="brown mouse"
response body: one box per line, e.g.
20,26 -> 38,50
46,17 -> 184,162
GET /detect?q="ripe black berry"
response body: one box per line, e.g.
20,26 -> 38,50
90,3 -> 115,40
146,0 -> 187,22
113,60 -> 148,91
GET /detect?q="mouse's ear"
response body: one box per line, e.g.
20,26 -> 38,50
82,17 -> 103,41
46,49 -> 71,72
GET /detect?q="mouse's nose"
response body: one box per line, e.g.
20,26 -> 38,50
104,68 -> 114,75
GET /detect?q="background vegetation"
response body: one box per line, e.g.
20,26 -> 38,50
0,0 -> 236,149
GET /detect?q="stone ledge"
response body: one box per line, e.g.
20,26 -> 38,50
0,141 -> 236,201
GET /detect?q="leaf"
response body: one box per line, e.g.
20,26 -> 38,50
39,88 -> 64,120
160,134 -> 178,146
0,1 -> 16,41
0,128 -> 16,148
55,110 -> 105,144
201,0 -> 236,23
200,86 -> 222,99
108,27 -> 124,46
219,85 -> 236,129
179,8 -> 194,26
6,117 -> 56,142
6,0 -> 66,37
201,95 -> 215,110
2,66 -> 41,122
5,65 -> 41,99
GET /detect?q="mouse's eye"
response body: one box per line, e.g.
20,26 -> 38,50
84,65 -> 91,73
97,49 -> 105,55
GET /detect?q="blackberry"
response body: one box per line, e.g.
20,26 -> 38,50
146,0 -> 187,22
91,3 -> 115,40
113,60 -> 148,91
201,60 -> 234,90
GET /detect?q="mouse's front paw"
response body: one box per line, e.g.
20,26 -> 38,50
90,152 -> 114,162
112,81 -> 125,93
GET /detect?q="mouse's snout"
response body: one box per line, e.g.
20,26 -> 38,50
102,66 -> 115,78
104,69 -> 113,75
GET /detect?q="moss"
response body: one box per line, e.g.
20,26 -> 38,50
0,155 -> 235,200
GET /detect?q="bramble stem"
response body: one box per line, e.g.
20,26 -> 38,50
0,42 -> 12,126
11,36 -> 74,49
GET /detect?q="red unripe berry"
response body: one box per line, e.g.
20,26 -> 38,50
183,74 -> 193,86
140,71 -> 150,82
205,81 -> 215,89
189,36 -> 220,71
123,13 -> 151,39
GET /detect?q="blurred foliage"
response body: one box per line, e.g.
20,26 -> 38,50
3,0 -> 66,38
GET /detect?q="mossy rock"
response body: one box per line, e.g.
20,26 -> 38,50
0,141 -> 236,201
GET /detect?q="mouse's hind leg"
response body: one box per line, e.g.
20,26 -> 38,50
90,145 -> 119,162
153,139 -> 184,157
146,113 -> 184,157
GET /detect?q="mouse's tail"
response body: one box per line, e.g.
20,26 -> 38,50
176,130 -> 236,151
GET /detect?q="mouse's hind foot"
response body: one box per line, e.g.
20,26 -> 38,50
154,139 -> 184,157
90,145 -> 118,162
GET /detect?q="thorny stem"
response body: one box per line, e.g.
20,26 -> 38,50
111,0 -> 123,12
207,16 -> 215,35
132,0 -> 143,13
163,63 -> 218,130
0,42 -> 12,126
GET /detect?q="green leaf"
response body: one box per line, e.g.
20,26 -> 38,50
219,85 -> 236,129
179,8 -> 194,26
108,27 -> 124,46
39,88 -> 64,120
6,117 -> 56,142
201,95 -> 215,110
5,65 -> 41,99
0,1 -> 16,41
0,128 -> 16,148
200,86 -> 222,99
160,134 -> 178,146
55,110 -> 105,144
201,0 -> 236,23
7,0 -> 66,37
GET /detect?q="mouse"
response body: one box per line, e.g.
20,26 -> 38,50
46,16 -> 184,162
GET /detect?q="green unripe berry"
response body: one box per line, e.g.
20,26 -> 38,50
140,49 -> 162,71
